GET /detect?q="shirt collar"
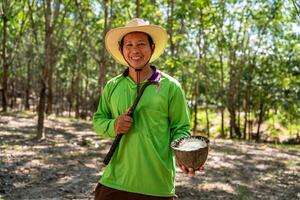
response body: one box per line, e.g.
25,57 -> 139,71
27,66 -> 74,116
122,66 -> 161,82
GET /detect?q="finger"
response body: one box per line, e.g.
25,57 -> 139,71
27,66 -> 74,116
123,115 -> 133,122
122,122 -> 132,129
179,164 -> 188,174
188,168 -> 195,176
198,165 -> 205,171
118,123 -> 133,133
119,119 -> 133,127
194,165 -> 205,171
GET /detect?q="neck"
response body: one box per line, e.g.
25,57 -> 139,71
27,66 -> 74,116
128,65 -> 153,83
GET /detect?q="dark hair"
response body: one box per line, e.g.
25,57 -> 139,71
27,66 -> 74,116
119,32 -> 154,49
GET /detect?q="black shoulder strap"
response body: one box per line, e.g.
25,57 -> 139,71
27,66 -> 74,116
103,80 -> 157,165
127,81 -> 155,116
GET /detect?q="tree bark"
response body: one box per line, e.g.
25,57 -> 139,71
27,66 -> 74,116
203,42 -> 210,137
193,21 -> 203,135
98,0 -> 108,94
193,61 -> 200,135
291,0 -> 300,18
256,96 -> 265,142
36,0 -> 60,139
243,61 -> 254,140
27,0 -> 40,112
45,0 -> 60,115
1,5 -> 8,112
37,80 -> 46,139
25,52 -> 32,110
167,0 -> 175,63
136,0 -> 140,18
213,4 -> 226,138
219,52 -> 225,137
75,28 -> 84,118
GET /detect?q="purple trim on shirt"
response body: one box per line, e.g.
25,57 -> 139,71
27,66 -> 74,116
122,66 -> 161,82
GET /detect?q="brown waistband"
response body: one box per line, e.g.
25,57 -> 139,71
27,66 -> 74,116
94,183 -> 175,200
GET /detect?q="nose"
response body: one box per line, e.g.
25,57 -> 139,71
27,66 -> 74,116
132,44 -> 140,51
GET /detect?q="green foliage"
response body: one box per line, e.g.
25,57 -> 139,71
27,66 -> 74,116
1,0 -> 299,139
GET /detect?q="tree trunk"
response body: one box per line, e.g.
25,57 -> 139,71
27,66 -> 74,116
256,97 -> 265,142
193,61 -> 200,135
75,28 -> 84,118
98,0 -> 108,94
46,67 -> 53,114
25,55 -> 32,110
45,0 -> 60,115
243,68 -> 253,139
84,72 -> 89,117
219,52 -> 225,138
136,0 -> 140,18
227,50 -> 235,138
37,80 -> 46,140
203,43 -> 210,137
291,0 -> 300,18
167,0 -> 175,73
36,0 -> 60,139
248,111 -> 253,142
237,98 -> 241,133
1,10 -> 8,112
193,23 -> 203,135
37,0 -> 51,140
10,77 -> 15,109
214,4 -> 226,138
27,0 -> 41,112
227,46 -> 242,138
243,109 -> 248,140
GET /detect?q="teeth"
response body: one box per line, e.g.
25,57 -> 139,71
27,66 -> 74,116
131,57 -> 141,60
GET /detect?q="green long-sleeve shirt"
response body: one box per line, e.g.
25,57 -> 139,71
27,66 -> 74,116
93,67 -> 191,197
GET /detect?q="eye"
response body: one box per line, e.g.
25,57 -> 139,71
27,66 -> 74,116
125,43 -> 133,47
138,42 -> 146,46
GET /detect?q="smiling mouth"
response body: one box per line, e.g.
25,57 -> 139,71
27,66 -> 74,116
130,56 -> 143,61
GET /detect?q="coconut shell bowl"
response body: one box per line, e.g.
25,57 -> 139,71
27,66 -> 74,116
171,136 -> 210,170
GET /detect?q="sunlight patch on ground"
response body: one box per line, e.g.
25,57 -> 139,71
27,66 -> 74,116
201,182 -> 235,194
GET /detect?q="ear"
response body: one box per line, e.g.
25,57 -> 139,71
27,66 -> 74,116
119,45 -> 123,53
151,44 -> 155,53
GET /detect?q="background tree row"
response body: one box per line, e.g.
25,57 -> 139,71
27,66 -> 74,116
0,0 -> 299,140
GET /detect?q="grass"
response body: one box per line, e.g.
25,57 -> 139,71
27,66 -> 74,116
191,108 -> 300,139
268,143 -> 300,153
0,110 -> 36,118
236,185 -> 253,200
2,108 -> 300,142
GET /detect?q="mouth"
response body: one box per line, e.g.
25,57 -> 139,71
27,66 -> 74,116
130,56 -> 143,61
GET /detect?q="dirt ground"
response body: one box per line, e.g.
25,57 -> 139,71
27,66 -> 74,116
0,112 -> 299,200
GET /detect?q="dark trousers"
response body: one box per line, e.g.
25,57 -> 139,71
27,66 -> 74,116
94,183 -> 175,200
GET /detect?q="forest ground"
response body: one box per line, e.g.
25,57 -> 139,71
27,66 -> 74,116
0,112 -> 299,200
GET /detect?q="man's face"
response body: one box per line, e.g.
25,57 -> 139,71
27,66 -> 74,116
121,32 -> 154,69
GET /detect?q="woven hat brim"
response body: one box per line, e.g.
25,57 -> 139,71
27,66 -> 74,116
105,25 -> 167,66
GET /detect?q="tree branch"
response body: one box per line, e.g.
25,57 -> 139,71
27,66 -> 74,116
74,0 -> 100,63
291,0 -> 300,19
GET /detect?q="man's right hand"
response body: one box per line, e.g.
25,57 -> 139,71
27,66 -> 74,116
114,114 -> 133,135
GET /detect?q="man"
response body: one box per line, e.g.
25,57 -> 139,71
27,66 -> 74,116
93,18 -> 202,200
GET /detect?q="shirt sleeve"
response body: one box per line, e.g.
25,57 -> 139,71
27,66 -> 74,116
92,84 -> 117,138
169,85 -> 191,142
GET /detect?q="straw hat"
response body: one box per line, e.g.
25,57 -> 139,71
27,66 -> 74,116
105,18 -> 168,66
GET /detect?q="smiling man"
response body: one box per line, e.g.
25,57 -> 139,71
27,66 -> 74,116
93,18 -> 202,200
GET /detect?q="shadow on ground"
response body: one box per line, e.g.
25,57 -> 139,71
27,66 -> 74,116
1,112 -> 299,200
